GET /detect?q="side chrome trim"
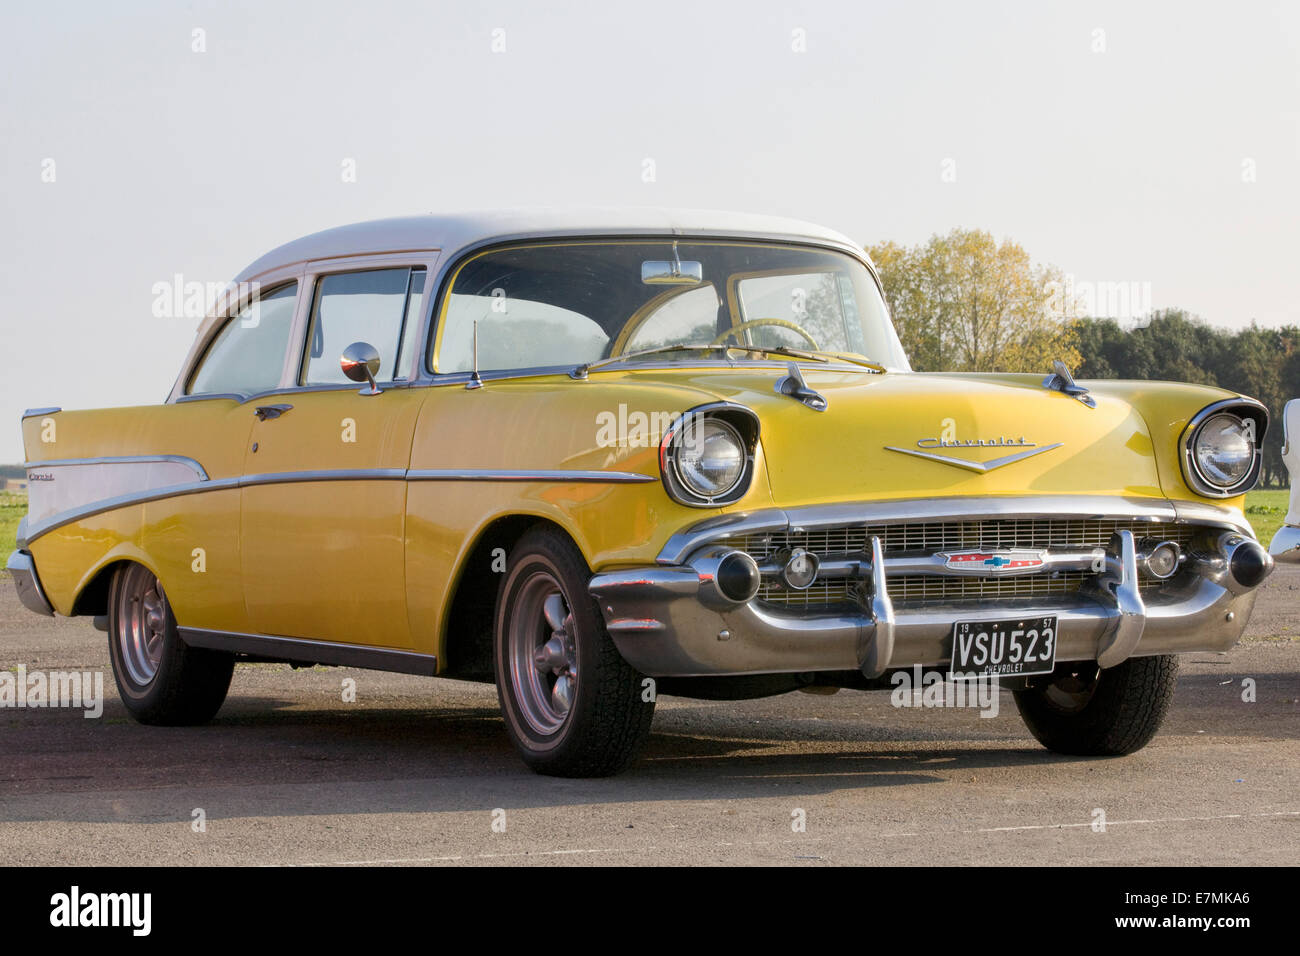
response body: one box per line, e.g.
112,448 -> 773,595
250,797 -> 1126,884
22,407 -> 61,418
241,468 -> 406,487
6,550 -> 55,616
21,465 -> 657,544
24,478 -> 241,542
657,495 -> 1254,566
24,455 -> 211,481
407,468 -> 655,483
178,627 -> 437,676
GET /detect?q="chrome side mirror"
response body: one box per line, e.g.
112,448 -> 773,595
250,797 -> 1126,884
340,342 -> 382,395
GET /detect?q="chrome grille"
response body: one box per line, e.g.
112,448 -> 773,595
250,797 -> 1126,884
758,570 -> 1170,608
739,517 -> 1204,608
734,518 -> 1198,561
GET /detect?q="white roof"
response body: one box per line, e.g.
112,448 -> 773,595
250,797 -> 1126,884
234,207 -> 866,281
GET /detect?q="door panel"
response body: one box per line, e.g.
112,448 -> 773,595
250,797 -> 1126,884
240,387 -> 426,647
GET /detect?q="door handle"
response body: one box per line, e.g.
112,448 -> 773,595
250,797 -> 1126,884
254,404 -> 293,421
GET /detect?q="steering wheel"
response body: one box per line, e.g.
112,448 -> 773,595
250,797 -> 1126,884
710,318 -> 820,351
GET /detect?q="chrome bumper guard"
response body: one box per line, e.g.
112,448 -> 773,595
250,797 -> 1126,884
589,528 -> 1269,679
6,550 -> 55,617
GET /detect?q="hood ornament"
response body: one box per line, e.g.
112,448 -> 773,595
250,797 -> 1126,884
1043,360 -> 1095,408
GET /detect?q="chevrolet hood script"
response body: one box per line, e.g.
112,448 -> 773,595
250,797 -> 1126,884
884,435 -> 1063,474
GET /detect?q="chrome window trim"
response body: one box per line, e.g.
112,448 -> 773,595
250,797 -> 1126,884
24,454 -> 210,481
21,466 -> 656,544
174,393 -> 244,405
422,233 -> 899,381
424,358 -> 878,389
656,494 -> 1254,565
294,258 -> 438,388
180,276 -> 306,400
1178,397 -> 1268,498
169,252 -> 444,405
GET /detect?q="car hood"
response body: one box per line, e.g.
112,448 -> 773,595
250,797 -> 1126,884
612,366 -> 1172,507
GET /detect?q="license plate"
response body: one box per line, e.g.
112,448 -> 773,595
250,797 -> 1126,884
950,616 -> 1057,679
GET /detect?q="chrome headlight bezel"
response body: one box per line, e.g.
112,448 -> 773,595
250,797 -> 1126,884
1180,398 -> 1267,498
659,403 -> 759,508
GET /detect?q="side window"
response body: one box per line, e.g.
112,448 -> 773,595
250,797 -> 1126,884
187,282 -> 298,396
301,267 -> 426,385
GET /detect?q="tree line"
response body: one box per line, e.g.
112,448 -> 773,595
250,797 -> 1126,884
869,229 -> 1294,487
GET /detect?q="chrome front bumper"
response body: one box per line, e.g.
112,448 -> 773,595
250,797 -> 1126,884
6,550 -> 55,617
590,522 -> 1268,679
1269,525 -> 1300,563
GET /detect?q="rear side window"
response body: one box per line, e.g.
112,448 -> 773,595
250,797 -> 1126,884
187,282 -> 298,396
301,267 -> 426,385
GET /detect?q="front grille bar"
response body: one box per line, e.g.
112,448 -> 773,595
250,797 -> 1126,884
757,549 -> 1103,580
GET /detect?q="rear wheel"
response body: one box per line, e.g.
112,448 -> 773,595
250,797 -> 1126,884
1013,655 -> 1179,756
107,563 -> 234,725
494,527 -> 655,776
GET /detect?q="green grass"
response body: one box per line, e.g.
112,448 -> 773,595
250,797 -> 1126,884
1244,488 -> 1289,544
0,491 -> 25,559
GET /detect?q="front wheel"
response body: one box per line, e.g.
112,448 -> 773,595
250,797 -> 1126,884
494,527 -> 655,777
1012,654 -> 1179,756
107,563 -> 235,725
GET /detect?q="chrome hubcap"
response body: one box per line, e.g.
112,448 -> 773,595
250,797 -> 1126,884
118,566 -> 166,687
508,572 -> 578,736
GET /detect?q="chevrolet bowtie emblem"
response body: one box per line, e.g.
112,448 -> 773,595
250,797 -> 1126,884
884,437 -> 1063,473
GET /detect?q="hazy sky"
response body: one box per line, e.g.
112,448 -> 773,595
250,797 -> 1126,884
1,0 -> 1298,463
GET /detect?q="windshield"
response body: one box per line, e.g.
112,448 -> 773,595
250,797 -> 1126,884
431,240 -> 909,374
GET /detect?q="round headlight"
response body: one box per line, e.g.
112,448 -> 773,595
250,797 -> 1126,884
674,418 -> 745,500
1194,413 -> 1254,488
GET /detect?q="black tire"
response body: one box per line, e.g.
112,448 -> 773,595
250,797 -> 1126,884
494,526 -> 655,777
1013,655 -> 1179,756
107,563 -> 235,726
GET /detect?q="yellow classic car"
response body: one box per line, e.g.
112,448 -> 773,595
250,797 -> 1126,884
8,209 -> 1275,776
